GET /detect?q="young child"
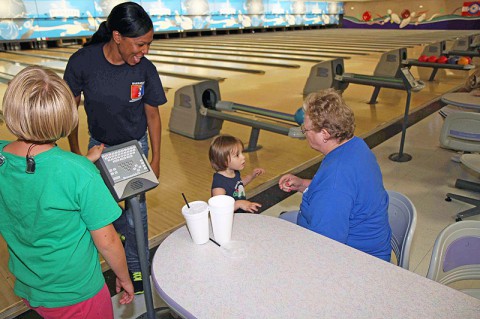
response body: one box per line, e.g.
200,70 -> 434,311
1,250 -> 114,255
0,66 -> 134,319
209,135 -> 265,213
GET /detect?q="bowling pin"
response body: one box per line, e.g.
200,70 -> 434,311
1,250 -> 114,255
391,13 -> 401,24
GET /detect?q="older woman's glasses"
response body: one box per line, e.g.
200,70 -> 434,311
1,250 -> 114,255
300,123 -> 313,134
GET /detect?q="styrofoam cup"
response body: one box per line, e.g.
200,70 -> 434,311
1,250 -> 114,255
208,195 -> 235,245
181,201 -> 209,244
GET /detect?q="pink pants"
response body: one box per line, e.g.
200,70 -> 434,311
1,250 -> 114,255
24,284 -> 113,319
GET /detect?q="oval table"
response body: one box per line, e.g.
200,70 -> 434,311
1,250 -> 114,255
152,214 -> 480,319
441,92 -> 480,110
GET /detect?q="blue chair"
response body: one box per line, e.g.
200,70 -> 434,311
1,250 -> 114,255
387,190 -> 417,270
281,191 -> 418,270
426,220 -> 480,299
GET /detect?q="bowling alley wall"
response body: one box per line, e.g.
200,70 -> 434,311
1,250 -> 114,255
343,0 -> 480,29
0,0 -> 343,43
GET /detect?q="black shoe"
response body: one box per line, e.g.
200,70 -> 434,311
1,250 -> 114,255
130,271 -> 144,295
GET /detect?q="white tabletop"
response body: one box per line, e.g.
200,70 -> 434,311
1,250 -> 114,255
441,92 -> 480,110
152,214 -> 480,319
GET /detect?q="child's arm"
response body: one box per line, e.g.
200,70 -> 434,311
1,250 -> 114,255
212,187 -> 227,197
212,188 -> 261,213
236,200 -> 262,213
242,168 -> 265,186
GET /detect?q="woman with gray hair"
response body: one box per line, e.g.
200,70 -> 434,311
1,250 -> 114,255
279,89 -> 392,261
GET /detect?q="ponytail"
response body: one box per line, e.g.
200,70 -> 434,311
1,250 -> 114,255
84,21 -> 111,47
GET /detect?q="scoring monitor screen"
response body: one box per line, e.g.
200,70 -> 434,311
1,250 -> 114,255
100,144 -> 150,184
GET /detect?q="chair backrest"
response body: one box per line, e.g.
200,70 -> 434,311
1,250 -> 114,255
387,190 -> 417,270
439,112 -> 480,153
426,221 -> 480,286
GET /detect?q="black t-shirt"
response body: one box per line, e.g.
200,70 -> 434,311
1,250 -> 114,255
64,43 -> 167,145
211,171 -> 246,200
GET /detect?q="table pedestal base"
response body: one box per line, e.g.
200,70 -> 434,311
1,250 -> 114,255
135,307 -> 174,319
389,152 -> 412,162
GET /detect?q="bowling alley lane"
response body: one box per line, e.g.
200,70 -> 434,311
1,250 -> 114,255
150,41 -> 366,58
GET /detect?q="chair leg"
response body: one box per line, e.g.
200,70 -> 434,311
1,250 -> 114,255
456,206 -> 480,221
445,193 -> 480,206
445,192 -> 480,221
455,179 -> 480,193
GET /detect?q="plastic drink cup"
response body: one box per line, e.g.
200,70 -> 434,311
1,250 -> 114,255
208,195 -> 235,245
181,201 -> 209,244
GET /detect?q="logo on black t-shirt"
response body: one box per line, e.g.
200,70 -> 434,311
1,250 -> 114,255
130,82 -> 145,102
233,181 -> 246,200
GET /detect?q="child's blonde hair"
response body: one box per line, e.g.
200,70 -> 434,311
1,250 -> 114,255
2,65 -> 78,143
209,135 -> 244,171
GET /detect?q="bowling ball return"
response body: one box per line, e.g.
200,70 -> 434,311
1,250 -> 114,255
304,48 -> 423,104
303,48 -> 425,162
402,41 -> 476,81
444,35 -> 480,58
169,80 -> 304,152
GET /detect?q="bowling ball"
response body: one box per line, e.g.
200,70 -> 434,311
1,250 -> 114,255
362,11 -> 372,22
464,56 -> 472,64
437,56 -> 448,64
418,55 -> 428,62
457,56 -> 470,65
401,9 -> 410,19
294,107 -> 304,125
448,56 -> 459,64
427,55 -> 438,63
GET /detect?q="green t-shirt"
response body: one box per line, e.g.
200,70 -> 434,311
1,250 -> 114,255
0,141 -> 121,307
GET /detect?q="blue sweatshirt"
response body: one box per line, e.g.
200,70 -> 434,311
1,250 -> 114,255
298,137 -> 392,261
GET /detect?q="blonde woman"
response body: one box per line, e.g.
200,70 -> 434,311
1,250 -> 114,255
0,66 -> 133,319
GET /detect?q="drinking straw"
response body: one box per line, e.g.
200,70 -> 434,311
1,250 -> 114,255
209,238 -> 221,247
181,193 -> 190,208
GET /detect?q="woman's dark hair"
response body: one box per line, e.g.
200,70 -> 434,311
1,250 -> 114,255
85,2 -> 153,46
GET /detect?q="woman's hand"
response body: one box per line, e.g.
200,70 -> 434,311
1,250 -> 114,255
150,157 -> 160,178
279,174 -> 310,193
86,144 -> 104,162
